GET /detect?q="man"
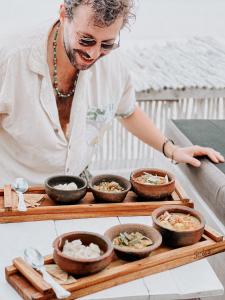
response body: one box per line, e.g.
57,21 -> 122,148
0,0 -> 223,185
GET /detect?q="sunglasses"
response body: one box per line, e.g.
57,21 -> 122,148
77,32 -> 120,52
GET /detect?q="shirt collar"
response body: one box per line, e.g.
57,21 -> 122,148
28,20 -> 58,76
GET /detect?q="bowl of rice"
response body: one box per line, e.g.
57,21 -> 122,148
45,175 -> 87,204
53,231 -> 114,275
130,168 -> 175,199
89,174 -> 131,202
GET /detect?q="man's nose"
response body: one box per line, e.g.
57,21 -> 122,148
86,45 -> 101,60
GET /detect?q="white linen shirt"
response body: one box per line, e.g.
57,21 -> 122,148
0,23 -> 136,185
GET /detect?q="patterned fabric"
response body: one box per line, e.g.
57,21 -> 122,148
79,166 -> 93,186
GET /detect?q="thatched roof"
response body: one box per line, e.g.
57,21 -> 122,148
121,37 -> 225,93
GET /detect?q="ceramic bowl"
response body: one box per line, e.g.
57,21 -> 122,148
89,174 -> 131,203
104,223 -> 162,260
53,231 -> 114,275
130,168 -> 175,199
45,175 -> 87,204
152,205 -> 205,247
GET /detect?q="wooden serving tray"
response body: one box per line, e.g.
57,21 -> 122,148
5,226 -> 225,300
0,181 -> 193,223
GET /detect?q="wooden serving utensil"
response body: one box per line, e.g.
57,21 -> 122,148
3,185 -> 13,211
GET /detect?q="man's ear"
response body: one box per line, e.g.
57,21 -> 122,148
59,4 -> 65,24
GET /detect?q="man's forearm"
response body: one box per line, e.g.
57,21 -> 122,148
120,105 -> 176,157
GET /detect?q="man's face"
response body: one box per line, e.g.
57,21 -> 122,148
61,5 -> 123,70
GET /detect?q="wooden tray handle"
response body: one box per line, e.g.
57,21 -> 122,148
3,184 -> 13,211
174,180 -> 190,201
13,257 -> 53,295
204,225 -> 224,242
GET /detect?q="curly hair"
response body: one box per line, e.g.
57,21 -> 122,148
64,0 -> 135,27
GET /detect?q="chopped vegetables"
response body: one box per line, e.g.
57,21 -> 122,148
113,232 -> 153,250
136,172 -> 169,185
94,181 -> 125,192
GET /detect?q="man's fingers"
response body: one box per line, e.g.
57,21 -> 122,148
192,147 -> 224,164
190,158 -> 201,167
206,151 -> 219,163
186,156 -> 201,167
201,149 -> 224,164
216,152 -> 225,162
173,146 -> 224,166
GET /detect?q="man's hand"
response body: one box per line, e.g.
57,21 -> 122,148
172,146 -> 225,167
120,106 -> 225,168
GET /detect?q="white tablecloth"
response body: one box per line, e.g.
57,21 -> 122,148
0,214 -> 223,300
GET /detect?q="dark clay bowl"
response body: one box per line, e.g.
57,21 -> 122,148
45,175 -> 87,204
53,231 -> 114,275
130,168 -> 175,199
152,205 -> 205,247
104,223 -> 162,261
89,174 -> 131,203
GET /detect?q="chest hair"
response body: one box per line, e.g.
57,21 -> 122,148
56,95 -> 73,136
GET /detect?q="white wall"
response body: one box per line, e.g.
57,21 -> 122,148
123,0 -> 225,40
0,0 -> 61,39
0,0 -> 225,40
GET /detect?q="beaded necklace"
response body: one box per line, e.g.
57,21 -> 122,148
53,23 -> 78,98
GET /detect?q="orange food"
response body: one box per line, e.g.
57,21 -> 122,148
157,211 -> 201,231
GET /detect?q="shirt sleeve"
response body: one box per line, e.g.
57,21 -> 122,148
0,51 -> 10,114
115,62 -> 136,119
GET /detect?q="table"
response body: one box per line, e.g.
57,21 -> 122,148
0,214 -> 224,300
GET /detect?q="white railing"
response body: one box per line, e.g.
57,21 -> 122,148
91,89 -> 225,171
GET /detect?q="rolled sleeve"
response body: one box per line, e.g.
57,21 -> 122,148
115,66 -> 136,119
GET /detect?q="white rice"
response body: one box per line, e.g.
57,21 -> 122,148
54,182 -> 78,190
62,239 -> 101,259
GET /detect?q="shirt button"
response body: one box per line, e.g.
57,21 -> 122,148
54,128 -> 59,133
66,168 -> 70,173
